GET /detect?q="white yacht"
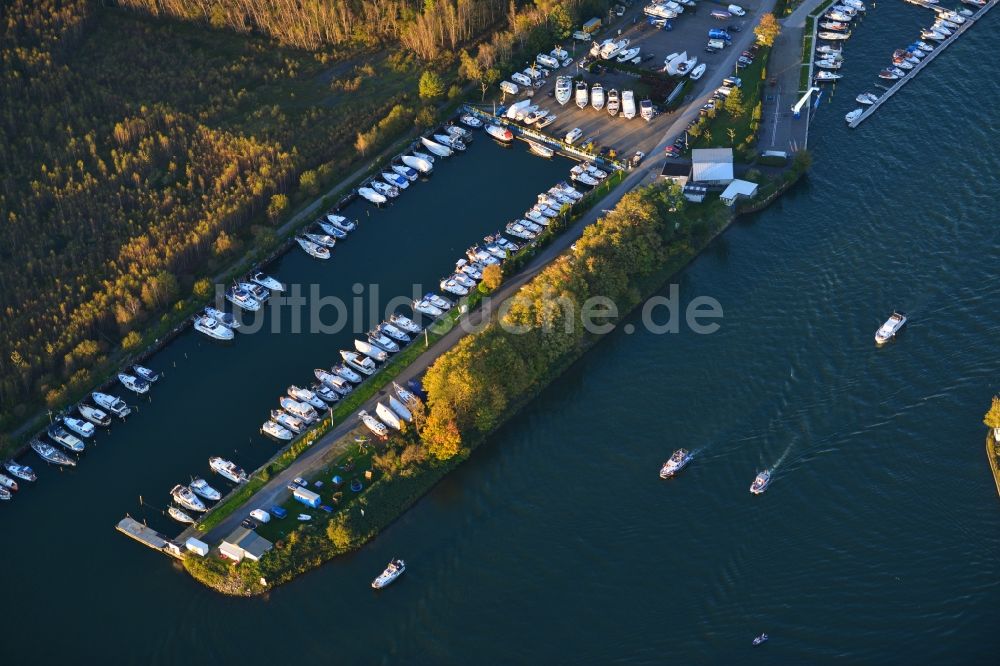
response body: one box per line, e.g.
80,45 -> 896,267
92,391 -> 131,418
382,171 -> 409,189
4,461 -> 37,482
401,154 -> 433,174
0,473 -> 18,493
194,315 -> 236,340
617,47 -> 640,63
118,372 -> 150,394
304,232 -> 337,249
132,364 -> 160,383
48,424 -> 84,452
280,396 -> 319,422
375,402 -> 403,431
390,313 -> 422,334
522,109 -> 546,125
750,470 -> 771,495
359,410 -> 389,438
606,89 -> 620,115
591,83 -> 605,111
380,322 -> 411,343
311,383 -> 339,403
875,311 -> 907,345
62,416 -> 95,438
359,187 -> 388,204
333,363 -> 363,384
368,330 -> 400,353
555,76 -> 572,105
391,163 -> 419,182
434,133 -> 465,150
845,108 -> 863,123
209,456 -> 247,483
190,477 -> 222,502
459,113 -> 483,128
575,81 -> 589,109
317,221 -> 347,239
341,350 -> 377,375
420,136 -> 453,157
426,293 -> 453,310
226,286 -> 261,311
371,180 -> 400,198
413,298 -> 443,317
394,382 -> 418,407
659,449 -> 692,478
326,214 -> 357,232
485,125 -> 513,142
818,31 -> 851,40
440,277 -> 469,296
600,38 -> 629,60
77,403 -> 111,427
32,439 -> 76,466
168,506 -> 195,524
535,113 -> 557,129
288,385 -> 326,410
814,71 -> 843,82
355,339 -> 389,362
270,409 -> 304,433
296,236 -> 331,259
572,170 -> 598,187
372,559 -> 406,589
315,369 -> 353,395
505,222 -> 536,240
445,124 -> 471,141
171,484 -> 207,512
856,92 -> 878,104
251,272 -> 284,292
262,419 -> 294,441
204,307 -> 239,329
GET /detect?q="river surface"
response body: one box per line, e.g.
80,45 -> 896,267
3,4 -> 1000,663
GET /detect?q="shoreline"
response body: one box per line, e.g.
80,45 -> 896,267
987,433 -> 1000,501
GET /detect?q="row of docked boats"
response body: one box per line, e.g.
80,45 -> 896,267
559,80 -> 641,120
194,271 -> 287,340
357,383 -> 420,439
813,0 -> 867,83
167,457 -> 248,523
658,448 -> 773,494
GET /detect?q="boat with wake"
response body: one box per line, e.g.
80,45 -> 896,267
750,470 -> 771,495
659,449 -> 692,478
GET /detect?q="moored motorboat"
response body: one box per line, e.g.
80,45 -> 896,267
439,277 -> 469,296
92,391 -> 131,418
413,298 -> 443,317
878,69 -> 900,80
251,271 -> 284,292
817,31 -> 851,40
311,382 -> 339,402
814,71 -> 843,82
118,372 -> 150,394
382,171 -> 409,189
376,402 -> 403,430
856,92 -> 878,104
32,439 -> 76,466
168,506 -> 195,524
359,187 -> 388,205
0,473 -> 18,493
4,460 -> 37,482
434,133 -> 465,150
659,449 -> 693,478
750,470 -> 771,494
271,408 -> 305,433
845,108 -> 863,123
528,141 -> 555,158
204,307 -> 239,329
355,339 -> 389,362
296,235 -> 331,259
392,162 -> 421,181
262,420 -> 294,440
359,410 -> 389,438
77,403 -> 111,427
380,321 -> 411,343
62,416 -> 95,439
47,424 -> 84,452
190,477 -> 221,502
370,180 -> 400,198
171,484 -> 207,512
372,559 -> 406,589
280,396 -> 319,422
485,124 -> 513,142
333,363 -> 363,384
194,315 -> 236,340
226,286 -> 260,312
459,113 -> 483,128
326,214 -> 357,231
304,232 -> 337,249
420,136 -> 453,157
288,385 -> 326,410
875,311 -> 907,345
368,330 -> 400,353
209,456 -> 247,483
132,364 -> 160,383
390,313 -> 422,334
317,221 -> 347,240
426,293 -> 453,310
341,350 -> 377,375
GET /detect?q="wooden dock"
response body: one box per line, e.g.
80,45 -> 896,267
116,516 -> 183,559
849,0 -> 997,128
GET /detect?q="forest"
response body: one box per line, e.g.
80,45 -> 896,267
0,0 -> 609,440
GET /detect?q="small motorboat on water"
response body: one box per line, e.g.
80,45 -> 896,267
171,484 -> 207,512
47,424 -> 84,452
190,477 -> 221,502
262,419 -> 294,441
333,363 -> 363,384
434,133 -> 465,150
486,124 -> 513,143
316,221 -> 347,240
382,171 -> 409,190
271,409 -> 305,433
296,236 -> 331,259
194,315 -> 236,340
209,456 -> 247,483
358,187 -> 388,205
359,410 -> 389,438
753,633 -> 769,646
4,461 -> 37,482
0,473 -> 18,493
204,306 -> 238,330
372,558 -> 406,589
380,322 -> 411,343
92,391 -> 131,418
251,271 -> 284,292
817,31 -> 851,40
62,416 -> 94,439
814,71 -> 843,82
118,372 -> 150,394
310,383 -> 339,403
439,276 -> 469,296
875,311 -> 907,345
392,163 -> 420,182
659,449 -> 692,478
132,364 -> 160,383
355,338 -> 389,362
304,232 -> 337,249
226,286 -> 260,312
459,113 -> 482,128
420,136 -> 453,157
326,214 -> 357,232
371,180 -> 400,199
750,470 -> 771,495
288,385 -> 326,410
168,506 -> 195,524
528,141 -> 555,158
280,396 -> 319,422
32,439 -> 76,466
856,92 -> 878,105
878,69 -> 900,80
77,403 -> 111,427
390,313 -> 422,334
425,293 -> 453,311
845,108 -> 863,123
341,350 -> 377,375
368,330 -> 400,353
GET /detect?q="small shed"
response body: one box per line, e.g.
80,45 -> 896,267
691,148 -> 734,185
185,537 -> 210,557
220,526 -> 273,563
683,183 -> 708,203
293,486 -> 321,508
720,179 -> 759,206
660,161 -> 691,187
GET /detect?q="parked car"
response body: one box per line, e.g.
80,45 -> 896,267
728,4 -> 746,16
631,151 -> 646,166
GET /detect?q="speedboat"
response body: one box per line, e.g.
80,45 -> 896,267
355,339 -> 389,362
525,209 -> 548,225
605,88 -> 620,116
288,385 -> 326,410
296,236 -> 331,259
4,461 -> 37,482
251,271 -> 284,292
315,370 -> 353,396
388,395 -> 413,422
420,136 -> 453,157
931,22 -> 953,35
427,293 -> 452,311
204,307 -> 239,329
382,171 -> 409,189
750,470 -> 771,495
394,382 -> 418,407
820,20 -> 849,29
434,133 -> 465,150
413,298 -> 443,317
118,372 -> 150,394
392,162 -> 420,181
32,439 -> 75,466
171,484 -> 207,512
445,124 -> 471,141
304,232 -> 337,249
535,113 -> 557,129
359,187 -> 388,204
271,408 -> 305,433
168,506 -> 195,524
856,92 -> 878,104
132,364 -> 160,383
572,171 -> 598,186
341,350 -> 377,375
814,71 -> 843,82
62,416 -> 94,438
376,402 -> 403,430
890,67 -> 907,78
817,31 -> 850,40
689,63 -> 707,80
368,330 -> 400,353
894,59 -> 914,70
816,44 -> 843,55
190,477 -> 222,501
555,76 -> 572,105
47,424 -> 84,452
209,456 -> 247,483
238,281 -> 270,304
616,47 -> 640,63
875,311 -> 907,345
371,180 -> 400,198
440,277 -> 469,296
280,396 -> 319,422
485,125 -> 513,142
390,313 -> 422,334
659,449 -> 693,478
528,141 -> 555,158
459,113 -> 482,128
194,315 -> 236,340
317,221 -> 347,239
0,473 -> 18,493
359,410 -> 389,438
77,403 -> 111,427
914,40 -> 935,52
575,80 -> 589,109
815,59 -> 842,70
333,363 -> 363,384
262,419 -> 294,441
468,246 -> 500,265
226,286 -> 261,311
878,69 -> 900,80
753,633 -> 769,646
326,214 -> 357,232
92,391 -> 131,418
920,29 -> 946,41
845,108 -> 863,123
505,221 -> 536,240
591,83 -> 605,110
372,559 -> 406,589
380,321 -> 411,343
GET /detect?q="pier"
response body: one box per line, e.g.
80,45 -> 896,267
849,0 -> 997,128
116,516 -> 183,559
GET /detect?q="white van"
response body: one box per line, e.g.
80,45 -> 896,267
500,80 -> 519,95
707,38 -> 727,50
511,72 -> 532,87
728,4 -> 746,15
565,128 -> 583,144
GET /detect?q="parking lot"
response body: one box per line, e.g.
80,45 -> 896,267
498,0 -> 767,159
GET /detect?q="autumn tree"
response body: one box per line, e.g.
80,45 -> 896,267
418,70 -> 446,101
421,403 -> 463,460
267,193 -> 288,224
326,515 -> 355,550
480,264 -> 503,293
141,271 -> 179,310
724,87 -> 744,117
754,13 -> 781,47
193,279 -> 213,300
984,396 -> 1000,430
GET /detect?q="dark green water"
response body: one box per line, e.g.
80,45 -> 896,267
4,5 -> 1000,662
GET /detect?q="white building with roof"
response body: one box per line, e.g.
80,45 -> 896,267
719,179 -> 759,206
691,148 -> 734,185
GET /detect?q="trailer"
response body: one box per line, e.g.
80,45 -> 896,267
292,486 -> 321,508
